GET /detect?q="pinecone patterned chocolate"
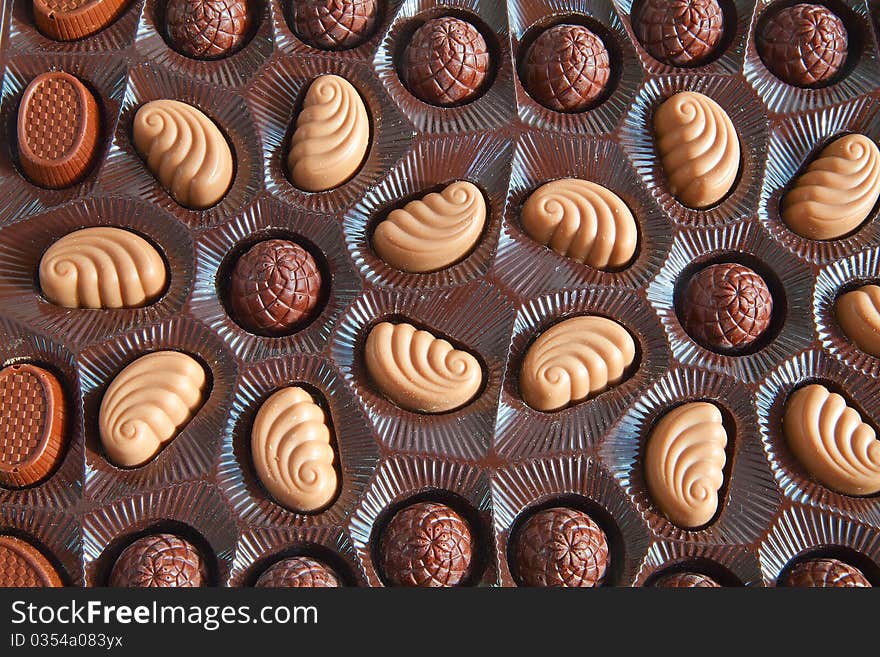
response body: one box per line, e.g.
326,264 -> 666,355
401,17 -> 490,106
681,263 -> 773,352
785,558 -> 871,587
652,571 -> 721,587
379,502 -> 473,587
291,0 -> 378,50
229,239 -> 322,336
513,507 -> 609,587
254,557 -> 341,588
165,0 -> 251,60
633,0 -> 724,67
109,534 -> 208,587
522,24 -> 611,112
756,3 -> 847,88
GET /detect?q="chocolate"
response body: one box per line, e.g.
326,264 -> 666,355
632,0 -> 724,67
401,17 -> 490,107
165,0 -> 252,60
378,501 -> 473,587
757,3 -> 847,88
228,239 -> 322,336
0,535 -> 63,587
109,533 -> 207,587
785,558 -> 871,587
521,24 -> 610,113
255,556 -> 341,587
0,364 -> 66,488
17,71 -> 100,189
836,284 -> 880,356
681,263 -> 773,352
513,507 -> 609,587
291,0 -> 378,51
32,0 -> 130,41
652,571 -> 721,588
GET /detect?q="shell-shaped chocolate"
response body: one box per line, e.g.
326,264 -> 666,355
99,351 -> 207,468
633,0 -> 725,67
652,571 -> 721,588
132,99 -> 233,209
836,284 -> 880,357
520,178 -> 639,270
109,534 -> 207,587
653,91 -> 740,209
33,0 -> 130,41
519,315 -> 636,412
645,402 -> 728,529
783,384 -> 880,496
0,535 -> 63,587
39,227 -> 167,309
165,0 -> 252,60
287,74 -> 370,192
785,558 -> 871,587
251,386 -> 337,513
291,0 -> 378,51
255,556 -> 341,588
364,321 -> 483,414
372,181 -> 487,273
781,134 -> 880,241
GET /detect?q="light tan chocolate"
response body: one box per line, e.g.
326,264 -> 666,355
781,134 -> 880,241
372,181 -> 486,273
519,315 -> 636,412
364,321 -> 482,414
287,75 -> 370,192
132,99 -> 233,210
521,178 -> 638,270
783,384 -> 880,496
251,386 -> 338,513
645,402 -> 727,529
99,351 -> 207,468
653,91 -> 740,209
39,227 -> 167,309
836,284 -> 880,357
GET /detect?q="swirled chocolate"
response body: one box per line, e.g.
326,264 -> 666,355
836,284 -> 880,356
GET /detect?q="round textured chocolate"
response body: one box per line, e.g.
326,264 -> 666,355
228,239 -> 322,336
522,24 -> 611,113
165,0 -> 251,60
401,16 -> 490,106
254,556 -> 341,588
0,535 -> 63,587
513,507 -> 609,587
785,558 -> 871,587
109,534 -> 208,587
681,263 -> 773,352
756,3 -> 847,88
379,502 -> 473,587
291,0 -> 378,50
632,0 -> 724,67
652,571 -> 721,588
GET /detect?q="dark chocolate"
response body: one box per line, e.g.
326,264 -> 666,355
165,0 -> 252,60
109,534 -> 208,587
785,558 -> 871,587
291,0 -> 378,51
254,556 -> 341,587
632,0 -> 724,67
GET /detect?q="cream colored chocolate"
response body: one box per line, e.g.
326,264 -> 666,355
132,100 -> 233,209
653,91 -> 740,209
99,351 -> 207,468
372,181 -> 487,273
251,386 -> 337,513
519,315 -> 636,412
781,134 -> 880,241
364,321 -> 482,413
521,178 -> 638,270
836,284 -> 880,356
783,384 -> 880,496
287,75 -> 370,192
645,402 -> 727,529
39,227 -> 167,309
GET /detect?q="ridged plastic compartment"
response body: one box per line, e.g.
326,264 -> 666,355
634,540 -> 764,587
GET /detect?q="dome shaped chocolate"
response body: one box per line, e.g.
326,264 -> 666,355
513,507 -> 609,587
165,0 -> 252,60
109,534 -> 208,587
522,24 -> 610,112
228,239 -> 322,336
756,3 -> 847,88
633,0 -> 724,67
652,571 -> 721,587
401,16 -> 490,106
254,556 -> 341,587
291,0 -> 378,50
379,501 -> 473,587
785,558 -> 871,587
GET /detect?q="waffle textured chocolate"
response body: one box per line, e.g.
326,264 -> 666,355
0,536 -> 63,587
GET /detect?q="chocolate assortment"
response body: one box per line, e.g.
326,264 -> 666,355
4,0 -> 880,589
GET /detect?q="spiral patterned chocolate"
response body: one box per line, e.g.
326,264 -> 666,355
781,134 -> 880,241
251,386 -> 337,513
645,402 -> 728,529
783,384 -> 880,496
372,180 -> 487,273
287,74 -> 370,192
653,91 -> 740,209
133,99 -> 233,209
519,315 -> 636,412
99,351 -> 207,468
364,321 -> 483,414
520,178 -> 639,270
255,556 -> 341,587
836,284 -> 880,357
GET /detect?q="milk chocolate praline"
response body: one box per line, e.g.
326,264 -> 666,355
632,0 -> 725,67
109,534 -> 208,587
0,535 -> 64,587
785,558 -> 871,587
255,556 -> 341,588
165,0 -> 252,60
291,0 -> 379,50
652,571 -> 721,588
